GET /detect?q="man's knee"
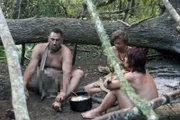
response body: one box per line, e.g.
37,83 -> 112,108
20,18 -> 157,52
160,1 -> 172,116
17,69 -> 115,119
72,69 -> 84,78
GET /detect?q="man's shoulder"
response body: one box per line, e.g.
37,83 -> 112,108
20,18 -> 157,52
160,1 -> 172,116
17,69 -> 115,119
34,43 -> 47,49
124,71 -> 142,82
36,43 -> 48,47
33,43 -> 47,53
61,44 -> 71,52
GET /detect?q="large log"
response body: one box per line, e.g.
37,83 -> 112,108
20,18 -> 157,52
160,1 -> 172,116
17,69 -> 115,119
4,18 -> 125,45
127,0 -> 180,54
0,0 -> 180,54
127,13 -> 180,54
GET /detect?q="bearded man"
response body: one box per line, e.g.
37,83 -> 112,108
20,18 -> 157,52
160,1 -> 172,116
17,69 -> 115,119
23,28 -> 84,111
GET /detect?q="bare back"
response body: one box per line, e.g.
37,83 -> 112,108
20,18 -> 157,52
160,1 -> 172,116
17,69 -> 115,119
125,71 -> 158,101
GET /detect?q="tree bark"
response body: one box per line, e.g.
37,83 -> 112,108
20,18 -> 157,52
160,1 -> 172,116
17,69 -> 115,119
126,13 -> 180,54
0,1 -> 179,54
3,18 -> 125,45
12,0 -> 22,19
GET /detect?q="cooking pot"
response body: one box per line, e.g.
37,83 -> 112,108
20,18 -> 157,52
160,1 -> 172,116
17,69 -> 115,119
70,91 -> 92,112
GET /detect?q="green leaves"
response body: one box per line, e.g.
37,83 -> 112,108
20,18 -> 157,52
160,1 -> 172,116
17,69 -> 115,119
1,0 -> 159,22
0,45 -> 7,62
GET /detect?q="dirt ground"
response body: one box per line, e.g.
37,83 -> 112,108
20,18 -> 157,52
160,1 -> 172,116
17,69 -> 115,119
0,45 -> 180,120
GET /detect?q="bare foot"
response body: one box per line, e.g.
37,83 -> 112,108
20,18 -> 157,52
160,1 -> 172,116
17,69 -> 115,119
81,108 -> 101,119
52,101 -> 62,112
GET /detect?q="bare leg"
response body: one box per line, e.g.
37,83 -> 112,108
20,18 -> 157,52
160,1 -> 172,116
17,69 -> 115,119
81,91 -> 116,119
84,82 -> 103,95
52,69 -> 84,111
83,74 -> 112,94
66,69 -> 84,98
113,89 -> 134,109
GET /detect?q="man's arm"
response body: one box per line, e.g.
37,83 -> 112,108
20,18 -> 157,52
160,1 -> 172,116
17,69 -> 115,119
23,45 -> 41,88
60,47 -> 72,96
105,71 -> 132,90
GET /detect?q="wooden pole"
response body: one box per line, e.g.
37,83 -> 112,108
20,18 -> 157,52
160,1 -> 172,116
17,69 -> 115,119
0,6 -> 30,120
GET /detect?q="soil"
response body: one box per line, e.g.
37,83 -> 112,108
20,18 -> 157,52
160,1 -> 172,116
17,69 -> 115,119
0,45 -> 180,120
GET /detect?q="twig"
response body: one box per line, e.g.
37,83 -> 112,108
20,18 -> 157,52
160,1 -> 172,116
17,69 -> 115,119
71,91 -> 78,96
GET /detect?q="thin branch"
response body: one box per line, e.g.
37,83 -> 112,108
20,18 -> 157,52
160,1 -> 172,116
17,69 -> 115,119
99,9 -> 123,15
96,0 -> 116,8
81,2 -> 87,19
59,2 -> 68,17
122,0 -> 131,21
163,0 -> 180,33
12,0 -> 22,19
117,19 -> 130,27
158,3 -> 166,16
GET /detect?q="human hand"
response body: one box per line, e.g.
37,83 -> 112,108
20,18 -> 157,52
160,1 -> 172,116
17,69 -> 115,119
55,92 -> 66,102
104,77 -> 112,88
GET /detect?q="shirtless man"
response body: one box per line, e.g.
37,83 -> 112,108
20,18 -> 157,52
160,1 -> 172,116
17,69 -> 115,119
82,48 -> 158,119
84,30 -> 129,94
23,28 -> 84,111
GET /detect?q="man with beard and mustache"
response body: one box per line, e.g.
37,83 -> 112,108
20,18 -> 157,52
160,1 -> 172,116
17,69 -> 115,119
23,28 -> 84,112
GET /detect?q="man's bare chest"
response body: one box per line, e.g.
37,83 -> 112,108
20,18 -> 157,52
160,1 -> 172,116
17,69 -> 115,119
44,53 -> 62,70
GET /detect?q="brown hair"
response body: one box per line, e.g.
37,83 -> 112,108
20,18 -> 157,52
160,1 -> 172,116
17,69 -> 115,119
50,28 -> 63,36
111,30 -> 127,44
127,48 -> 147,74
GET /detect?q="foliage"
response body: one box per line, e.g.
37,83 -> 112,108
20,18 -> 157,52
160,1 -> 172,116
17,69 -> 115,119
0,0 -> 13,18
0,45 -> 7,62
16,44 -> 34,60
97,0 -> 159,22
1,0 -> 160,20
127,0 -> 159,23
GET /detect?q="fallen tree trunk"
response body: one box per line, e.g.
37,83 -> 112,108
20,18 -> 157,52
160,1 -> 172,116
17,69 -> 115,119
0,1 -> 180,54
4,18 -> 125,45
127,13 -> 180,55
93,89 -> 180,120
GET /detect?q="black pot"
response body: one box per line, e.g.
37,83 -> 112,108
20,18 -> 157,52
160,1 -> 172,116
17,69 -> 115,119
70,91 -> 92,112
